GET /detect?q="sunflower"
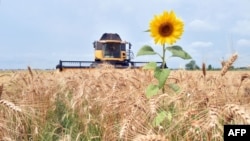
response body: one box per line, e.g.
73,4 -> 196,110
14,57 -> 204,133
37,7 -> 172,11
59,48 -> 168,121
149,10 -> 184,45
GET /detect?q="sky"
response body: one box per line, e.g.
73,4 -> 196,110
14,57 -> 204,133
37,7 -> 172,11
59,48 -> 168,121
0,0 -> 250,69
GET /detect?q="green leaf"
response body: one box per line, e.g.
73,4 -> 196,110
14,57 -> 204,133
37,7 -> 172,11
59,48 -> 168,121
136,45 -> 157,56
166,46 -> 192,60
154,68 -> 170,89
168,83 -> 180,92
144,29 -> 150,32
153,110 -> 167,127
146,84 -> 159,98
143,62 -> 157,70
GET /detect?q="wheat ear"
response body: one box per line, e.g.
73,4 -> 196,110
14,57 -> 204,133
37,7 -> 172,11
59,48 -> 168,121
223,104 -> 250,124
0,84 -> 3,99
27,66 -> 33,78
119,107 -> 135,139
221,53 -> 238,76
148,98 -> 157,116
202,62 -> 206,77
237,73 -> 250,95
0,99 -> 22,113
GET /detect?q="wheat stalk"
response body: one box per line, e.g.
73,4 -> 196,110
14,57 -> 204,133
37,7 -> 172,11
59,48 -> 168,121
1,137 -> 13,141
133,134 -> 168,141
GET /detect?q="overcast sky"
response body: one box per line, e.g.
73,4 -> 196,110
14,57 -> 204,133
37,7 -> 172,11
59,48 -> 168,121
0,0 -> 250,69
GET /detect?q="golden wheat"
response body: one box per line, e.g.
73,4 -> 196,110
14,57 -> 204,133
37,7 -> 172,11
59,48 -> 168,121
0,67 -> 249,140
133,134 -> 167,141
0,99 -> 22,113
27,66 -> 34,78
221,53 -> 238,76
223,104 -> 250,124
202,62 -> 206,77
119,112 -> 134,139
0,84 -> 3,99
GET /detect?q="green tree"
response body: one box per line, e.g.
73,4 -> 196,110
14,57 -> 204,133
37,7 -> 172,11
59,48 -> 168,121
185,60 -> 199,70
208,64 -> 213,70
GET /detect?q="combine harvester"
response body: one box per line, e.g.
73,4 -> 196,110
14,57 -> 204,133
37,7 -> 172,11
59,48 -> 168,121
56,33 -> 165,71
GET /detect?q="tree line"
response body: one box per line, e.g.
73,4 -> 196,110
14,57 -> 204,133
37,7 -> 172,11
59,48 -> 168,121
185,60 -> 249,70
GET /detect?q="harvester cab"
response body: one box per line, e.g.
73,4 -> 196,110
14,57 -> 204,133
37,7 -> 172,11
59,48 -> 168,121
56,33 -> 165,71
92,33 -> 133,67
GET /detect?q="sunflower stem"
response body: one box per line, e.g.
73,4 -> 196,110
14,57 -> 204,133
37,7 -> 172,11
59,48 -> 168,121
162,44 -> 166,69
162,44 -> 166,93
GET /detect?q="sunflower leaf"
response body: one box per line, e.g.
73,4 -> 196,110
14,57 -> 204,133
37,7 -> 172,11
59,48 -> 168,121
154,68 -> 170,89
136,45 -> 157,56
145,84 -> 159,99
166,46 -> 192,60
143,62 -> 157,70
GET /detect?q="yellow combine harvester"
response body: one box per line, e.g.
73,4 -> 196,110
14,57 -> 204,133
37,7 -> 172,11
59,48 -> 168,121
56,33 -> 165,71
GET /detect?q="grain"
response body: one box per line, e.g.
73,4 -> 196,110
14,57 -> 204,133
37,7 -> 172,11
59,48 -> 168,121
221,53 -> 238,76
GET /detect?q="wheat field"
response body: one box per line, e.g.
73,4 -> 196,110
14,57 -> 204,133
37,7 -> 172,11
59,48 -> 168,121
0,66 -> 249,141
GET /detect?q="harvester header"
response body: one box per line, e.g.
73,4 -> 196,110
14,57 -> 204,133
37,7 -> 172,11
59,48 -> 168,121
56,33 -> 165,71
